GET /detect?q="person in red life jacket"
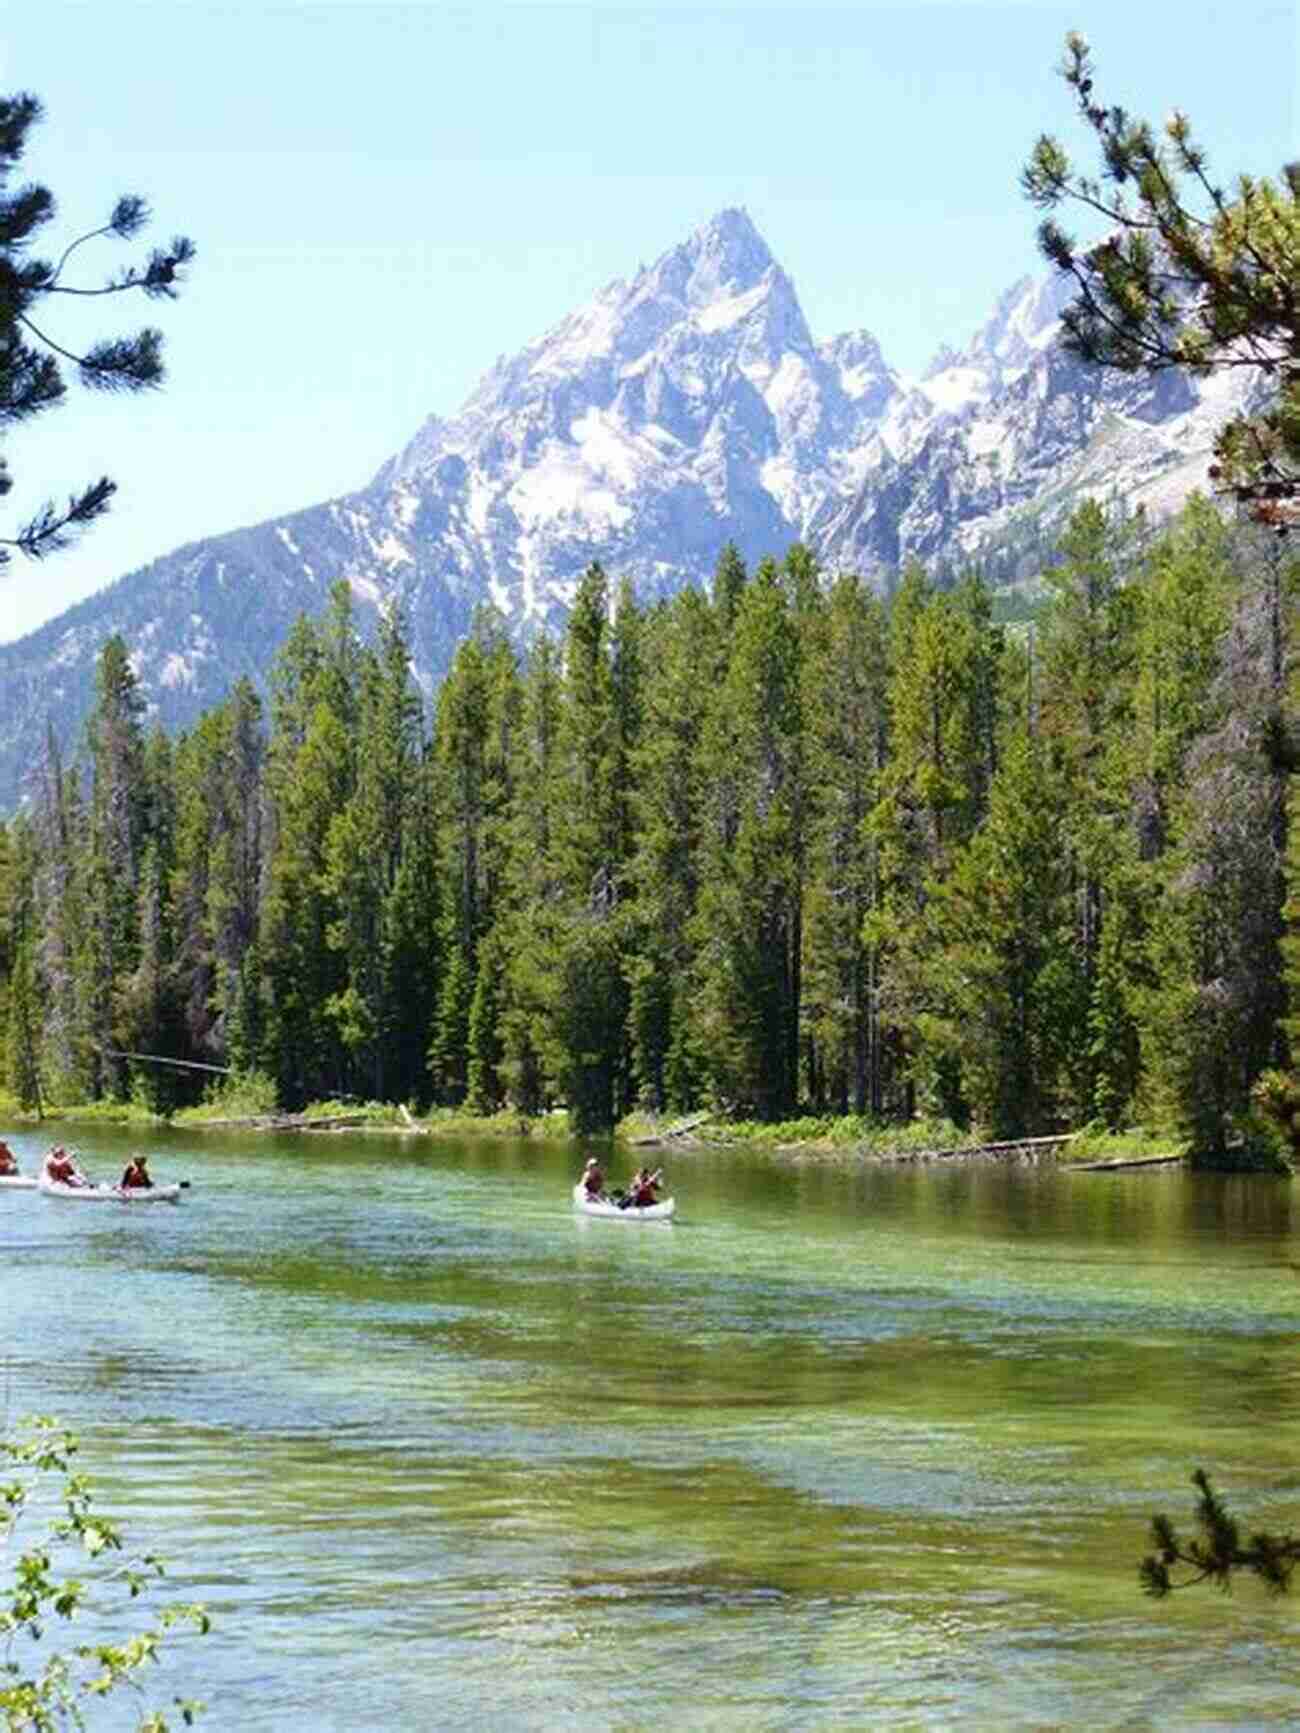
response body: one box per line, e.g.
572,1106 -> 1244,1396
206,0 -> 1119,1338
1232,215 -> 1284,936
632,1167 -> 663,1207
581,1157 -> 605,1200
616,1164 -> 646,1208
617,1165 -> 662,1208
120,1154 -> 153,1190
0,1139 -> 19,1176
43,1145 -> 88,1187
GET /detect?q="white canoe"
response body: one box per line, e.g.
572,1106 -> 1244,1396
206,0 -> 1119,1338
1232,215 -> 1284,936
0,1174 -> 37,1190
39,1179 -> 182,1204
572,1182 -> 675,1222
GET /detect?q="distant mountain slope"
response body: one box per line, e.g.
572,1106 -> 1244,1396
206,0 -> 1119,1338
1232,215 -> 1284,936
0,207 -> 1251,810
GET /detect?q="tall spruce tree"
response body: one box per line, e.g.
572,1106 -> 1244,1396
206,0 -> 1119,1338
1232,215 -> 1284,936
498,634 -> 564,1115
324,603 -> 428,1101
1137,533 -> 1294,1158
427,614 -> 519,1105
540,563 -> 632,1132
258,589 -> 361,1105
627,587 -> 719,1111
869,569 -> 1001,1120
84,636 -> 148,1098
801,572 -> 889,1113
921,724 -> 1080,1136
1037,500 -> 1140,1118
692,558 -> 804,1118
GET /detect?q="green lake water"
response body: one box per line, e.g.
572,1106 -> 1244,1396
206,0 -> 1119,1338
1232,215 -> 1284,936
2,1125 -> 1298,1728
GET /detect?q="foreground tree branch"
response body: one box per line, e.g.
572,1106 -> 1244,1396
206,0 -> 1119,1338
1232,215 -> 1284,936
1140,1470 -> 1300,1596
1023,34 -> 1300,525
0,90 -> 195,571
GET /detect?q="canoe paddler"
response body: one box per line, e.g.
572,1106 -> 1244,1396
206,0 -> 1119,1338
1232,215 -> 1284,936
0,1139 -> 18,1176
43,1145 -> 89,1187
120,1154 -> 153,1190
629,1167 -> 662,1208
581,1157 -> 605,1200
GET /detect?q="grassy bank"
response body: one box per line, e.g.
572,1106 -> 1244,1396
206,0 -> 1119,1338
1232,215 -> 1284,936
0,1093 -> 168,1128
1054,1127 -> 1183,1165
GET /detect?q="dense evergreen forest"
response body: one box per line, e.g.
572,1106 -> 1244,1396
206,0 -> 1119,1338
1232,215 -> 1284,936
0,495 -> 1296,1157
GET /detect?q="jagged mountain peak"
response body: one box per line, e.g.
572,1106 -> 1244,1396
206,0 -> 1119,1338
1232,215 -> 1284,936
967,271 -> 1071,370
662,206 -> 777,305
391,209 -> 820,491
914,271 -> 1072,419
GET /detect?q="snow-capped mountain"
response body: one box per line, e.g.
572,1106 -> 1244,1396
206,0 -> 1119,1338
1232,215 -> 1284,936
820,293 -> 1260,583
366,206 -> 904,624
0,208 -> 1253,809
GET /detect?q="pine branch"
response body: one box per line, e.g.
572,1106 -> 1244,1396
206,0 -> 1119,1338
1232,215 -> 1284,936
16,313 -> 165,391
0,476 -> 116,565
48,233 -> 195,299
1139,1470 -> 1300,1596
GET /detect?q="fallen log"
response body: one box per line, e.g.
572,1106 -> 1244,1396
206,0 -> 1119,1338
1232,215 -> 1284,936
186,1111 -> 370,1132
1068,1153 -> 1185,1172
631,1110 -> 715,1147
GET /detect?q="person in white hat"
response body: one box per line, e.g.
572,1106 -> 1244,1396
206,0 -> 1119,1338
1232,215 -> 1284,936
580,1156 -> 606,1200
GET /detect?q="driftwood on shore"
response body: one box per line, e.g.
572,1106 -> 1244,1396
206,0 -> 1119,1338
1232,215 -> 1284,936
188,1112 -> 373,1133
1067,1153 -> 1185,1172
784,1133 -> 1185,1170
853,1132 -> 1079,1166
631,1110 -> 717,1148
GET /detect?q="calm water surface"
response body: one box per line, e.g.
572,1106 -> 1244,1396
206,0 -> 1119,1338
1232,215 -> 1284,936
2,1126 -> 1298,1729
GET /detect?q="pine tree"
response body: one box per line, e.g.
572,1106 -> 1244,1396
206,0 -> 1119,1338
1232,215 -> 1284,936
2,819 -> 43,1113
0,91 -> 195,568
869,568 -> 1002,1119
921,725 -> 1081,1136
32,727 -> 94,1101
712,541 -> 748,628
258,592 -> 361,1105
801,572 -> 889,1112
1137,535 -> 1294,1159
627,588 -> 719,1111
466,926 -> 506,1113
1024,34 -> 1300,521
1037,500 -> 1141,1117
427,615 -> 519,1104
692,558 -> 804,1118
1088,498 -> 1236,1127
170,680 -> 266,1074
323,602 -> 427,1100
83,636 -> 148,1098
497,635 -> 563,1115
541,564 -> 633,1132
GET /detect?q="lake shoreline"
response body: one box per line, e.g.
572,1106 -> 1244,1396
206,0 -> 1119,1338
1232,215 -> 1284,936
1,1098 -> 1200,1169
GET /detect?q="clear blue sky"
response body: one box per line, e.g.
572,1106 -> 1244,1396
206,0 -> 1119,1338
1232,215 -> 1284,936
2,0 -> 1295,643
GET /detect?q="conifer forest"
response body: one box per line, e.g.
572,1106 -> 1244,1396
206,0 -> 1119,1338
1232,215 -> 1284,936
1,496 -> 1295,1159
